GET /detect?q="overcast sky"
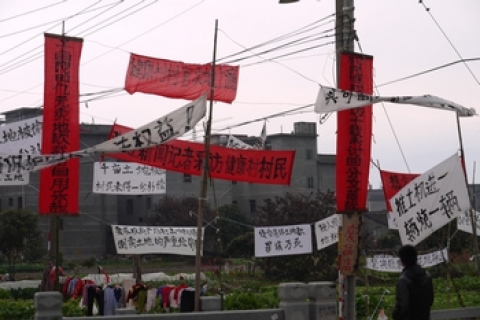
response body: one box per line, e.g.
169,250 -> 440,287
1,0 -> 480,188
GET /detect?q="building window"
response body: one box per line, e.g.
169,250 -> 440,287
232,180 -> 237,185
184,174 -> 192,183
0,199 -> 2,212
306,149 -> 313,161
249,200 -> 256,213
265,199 -> 271,206
59,218 -> 64,231
17,197 -> 23,209
307,177 -> 314,189
146,197 -> 152,210
232,201 -> 238,207
126,199 -> 134,215
8,198 -> 13,207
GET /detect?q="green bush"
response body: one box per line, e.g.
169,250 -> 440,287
10,287 -> 38,300
62,298 -> 87,317
224,288 -> 279,310
0,300 -> 34,320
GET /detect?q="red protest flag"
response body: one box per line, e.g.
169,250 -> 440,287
336,52 -> 373,212
105,124 -> 295,186
379,169 -> 419,212
124,53 -> 239,104
39,33 -> 83,215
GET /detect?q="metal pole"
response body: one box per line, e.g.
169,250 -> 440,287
194,19 -> 218,312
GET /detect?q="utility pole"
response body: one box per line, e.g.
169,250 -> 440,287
336,1 -> 356,320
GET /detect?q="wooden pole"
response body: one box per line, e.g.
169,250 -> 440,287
194,19 -> 218,312
455,112 -> 480,275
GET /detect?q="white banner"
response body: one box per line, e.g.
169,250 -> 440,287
83,95 -> 206,154
0,97 -> 207,175
391,154 -> 471,246
226,134 -> 253,149
254,224 -> 312,258
93,162 -> 166,195
0,115 -> 42,155
366,248 -> 448,272
0,116 -> 42,185
315,85 -> 476,117
111,224 -> 203,256
457,209 -> 480,236
314,215 -> 339,251
387,212 -> 399,230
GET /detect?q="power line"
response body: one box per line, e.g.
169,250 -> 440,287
419,0 -> 480,85
377,57 -> 480,88
0,0 -> 67,23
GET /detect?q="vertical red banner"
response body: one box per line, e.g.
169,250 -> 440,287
336,52 -> 373,212
39,34 -> 83,215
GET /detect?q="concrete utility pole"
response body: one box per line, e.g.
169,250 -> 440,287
336,1 -> 356,320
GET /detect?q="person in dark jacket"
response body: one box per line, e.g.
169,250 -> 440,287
393,245 -> 434,320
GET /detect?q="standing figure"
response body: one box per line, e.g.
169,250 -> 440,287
393,245 -> 434,320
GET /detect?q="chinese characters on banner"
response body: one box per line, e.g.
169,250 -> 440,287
0,115 -> 42,155
125,53 -> 239,104
314,84 -> 476,117
111,225 -> 203,256
314,215 -> 339,251
254,224 -> 312,258
106,124 -> 295,186
0,116 -> 42,185
380,169 -> 419,230
390,154 -> 471,246
83,95 -> 206,154
366,248 -> 448,273
457,209 -> 480,235
93,162 -> 166,195
39,34 -> 83,215
336,52 -> 373,275
339,214 -> 361,275
336,52 -> 373,212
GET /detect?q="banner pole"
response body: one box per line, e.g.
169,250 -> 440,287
195,19 -> 218,312
455,111 -> 480,275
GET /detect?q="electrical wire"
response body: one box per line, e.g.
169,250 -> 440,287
0,0 -> 67,23
419,0 -> 480,85
67,0 -> 124,34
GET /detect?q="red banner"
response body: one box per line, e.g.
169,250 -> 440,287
125,53 -> 239,104
39,34 -> 83,215
379,169 -> 419,212
105,124 -> 295,185
336,52 -> 373,212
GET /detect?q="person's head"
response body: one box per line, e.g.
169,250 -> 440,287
398,245 -> 417,267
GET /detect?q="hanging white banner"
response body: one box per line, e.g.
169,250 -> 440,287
254,224 -> 312,258
0,115 -> 42,155
226,134 -> 253,149
111,224 -> 203,256
0,96 -> 207,175
387,212 -> 399,230
0,116 -> 42,185
390,154 -> 471,246
314,85 -> 476,117
457,209 -> 480,236
93,162 -> 166,195
314,214 -> 339,251
366,248 -> 448,272
83,94 -> 206,154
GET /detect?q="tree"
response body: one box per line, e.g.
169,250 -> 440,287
0,209 -> 46,280
217,204 -> 253,254
255,191 -> 337,282
148,196 -> 217,254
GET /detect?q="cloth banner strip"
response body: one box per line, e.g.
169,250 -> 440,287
111,225 -> 203,256
93,162 -> 166,195
336,52 -> 373,212
0,95 -> 208,175
39,34 -> 83,215
391,154 -> 471,246
254,224 -> 313,258
105,123 -> 295,186
125,53 -> 239,104
315,84 -> 476,117
366,248 -> 448,273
